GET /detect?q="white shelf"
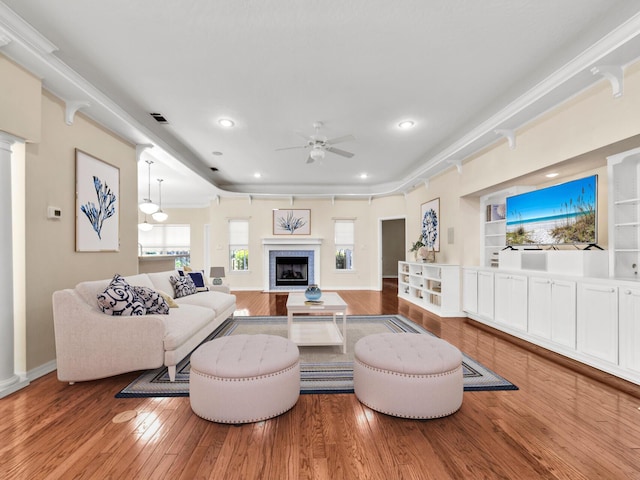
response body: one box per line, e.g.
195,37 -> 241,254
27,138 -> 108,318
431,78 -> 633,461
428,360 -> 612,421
397,262 -> 462,317
608,148 -> 640,278
289,322 -> 344,346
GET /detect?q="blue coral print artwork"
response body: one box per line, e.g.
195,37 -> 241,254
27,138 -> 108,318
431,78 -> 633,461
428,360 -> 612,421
76,149 -> 119,251
273,209 -> 311,235
80,176 -> 116,239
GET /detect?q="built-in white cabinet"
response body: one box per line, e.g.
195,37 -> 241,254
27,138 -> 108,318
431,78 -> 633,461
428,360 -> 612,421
463,266 -> 640,386
618,285 -> 640,374
462,268 -> 478,313
494,273 -> 528,331
577,283 -> 618,364
477,270 -> 494,320
607,148 -> 640,280
398,262 -> 462,317
528,277 -> 576,348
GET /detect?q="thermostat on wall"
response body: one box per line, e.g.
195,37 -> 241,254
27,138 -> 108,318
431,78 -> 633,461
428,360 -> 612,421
47,206 -> 62,219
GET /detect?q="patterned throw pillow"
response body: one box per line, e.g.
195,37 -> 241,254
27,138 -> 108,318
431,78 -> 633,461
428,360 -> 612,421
97,274 -> 146,316
170,275 -> 197,298
131,286 -> 170,315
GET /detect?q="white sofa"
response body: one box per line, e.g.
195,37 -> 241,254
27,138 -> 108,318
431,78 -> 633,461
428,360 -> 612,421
52,270 -> 236,383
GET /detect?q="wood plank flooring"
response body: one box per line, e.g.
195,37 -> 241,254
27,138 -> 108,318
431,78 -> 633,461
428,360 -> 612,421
2,280 -> 640,479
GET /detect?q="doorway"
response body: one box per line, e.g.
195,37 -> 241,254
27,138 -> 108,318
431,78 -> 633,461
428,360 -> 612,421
379,217 -> 405,290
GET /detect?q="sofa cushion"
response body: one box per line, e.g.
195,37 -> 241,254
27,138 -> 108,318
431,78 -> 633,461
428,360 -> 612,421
146,270 -> 180,298
179,269 -> 207,288
97,274 -> 146,316
175,290 -> 236,316
132,286 -> 170,315
161,304 -> 216,351
170,275 -> 197,298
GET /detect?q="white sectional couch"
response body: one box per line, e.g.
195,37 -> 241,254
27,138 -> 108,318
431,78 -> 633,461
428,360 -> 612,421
52,270 -> 236,383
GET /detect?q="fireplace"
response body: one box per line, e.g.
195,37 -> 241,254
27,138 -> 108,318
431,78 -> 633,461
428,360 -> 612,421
263,238 -> 321,292
275,256 -> 308,286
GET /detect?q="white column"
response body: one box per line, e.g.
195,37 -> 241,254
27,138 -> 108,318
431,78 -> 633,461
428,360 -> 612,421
0,132 -> 27,398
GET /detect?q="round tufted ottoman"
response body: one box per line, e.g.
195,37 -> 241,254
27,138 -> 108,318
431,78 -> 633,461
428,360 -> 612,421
189,334 -> 300,424
353,333 -> 463,419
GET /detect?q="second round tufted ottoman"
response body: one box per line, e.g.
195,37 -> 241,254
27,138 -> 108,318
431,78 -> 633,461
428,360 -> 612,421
189,334 -> 300,424
353,332 -> 463,419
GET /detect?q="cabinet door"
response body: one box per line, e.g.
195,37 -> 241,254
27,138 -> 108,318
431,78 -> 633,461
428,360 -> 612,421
462,269 -> 478,313
619,286 -> 640,374
477,271 -> 494,319
494,273 -> 511,326
528,277 -> 552,339
577,283 -> 618,364
550,280 -> 577,349
495,273 -> 527,331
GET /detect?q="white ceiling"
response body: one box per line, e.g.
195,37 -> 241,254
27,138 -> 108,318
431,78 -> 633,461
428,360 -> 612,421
2,1 -> 640,207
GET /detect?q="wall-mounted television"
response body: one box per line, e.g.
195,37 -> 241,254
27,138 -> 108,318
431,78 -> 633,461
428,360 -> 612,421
505,175 -> 597,247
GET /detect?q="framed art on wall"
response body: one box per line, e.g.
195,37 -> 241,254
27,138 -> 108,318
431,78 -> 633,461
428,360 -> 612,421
75,149 -> 119,252
421,197 -> 440,252
273,209 -> 311,235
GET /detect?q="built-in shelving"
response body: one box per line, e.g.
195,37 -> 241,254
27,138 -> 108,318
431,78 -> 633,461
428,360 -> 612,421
398,262 -> 462,317
480,187 -> 532,268
608,148 -> 640,279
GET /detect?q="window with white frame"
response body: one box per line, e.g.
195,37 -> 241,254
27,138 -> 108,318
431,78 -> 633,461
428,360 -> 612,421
334,219 -> 355,270
229,219 -> 249,271
138,224 -> 190,268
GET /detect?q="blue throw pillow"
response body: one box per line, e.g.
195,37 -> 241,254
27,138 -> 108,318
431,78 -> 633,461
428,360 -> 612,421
179,269 -> 206,288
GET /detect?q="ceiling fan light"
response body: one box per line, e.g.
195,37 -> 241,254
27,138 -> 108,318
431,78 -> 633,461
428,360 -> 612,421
310,148 -> 325,161
139,200 -> 159,214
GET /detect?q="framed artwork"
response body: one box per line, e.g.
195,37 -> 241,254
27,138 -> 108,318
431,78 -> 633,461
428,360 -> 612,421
273,209 -> 311,235
75,149 -> 119,252
421,197 -> 440,252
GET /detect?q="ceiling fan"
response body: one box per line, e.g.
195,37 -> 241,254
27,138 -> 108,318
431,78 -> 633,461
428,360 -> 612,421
276,121 -> 355,163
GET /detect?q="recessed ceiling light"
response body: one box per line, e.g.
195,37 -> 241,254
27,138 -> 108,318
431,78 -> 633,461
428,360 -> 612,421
546,172 -> 559,178
218,118 -> 235,128
212,151 -> 223,156
360,173 -> 368,179
254,172 -> 262,178
398,120 -> 415,129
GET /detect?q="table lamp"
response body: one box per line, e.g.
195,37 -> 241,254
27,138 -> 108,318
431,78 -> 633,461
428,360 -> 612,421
210,266 -> 225,285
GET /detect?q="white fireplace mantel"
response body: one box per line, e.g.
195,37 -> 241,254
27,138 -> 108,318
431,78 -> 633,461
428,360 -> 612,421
262,237 -> 323,246
262,238 -> 323,291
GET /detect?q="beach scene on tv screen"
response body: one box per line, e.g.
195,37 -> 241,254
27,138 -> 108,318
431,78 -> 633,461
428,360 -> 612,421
506,175 -> 597,246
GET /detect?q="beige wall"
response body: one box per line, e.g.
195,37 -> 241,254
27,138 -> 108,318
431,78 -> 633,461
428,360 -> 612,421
0,56 -> 41,142
1,54 -> 139,372
23,92 -> 138,370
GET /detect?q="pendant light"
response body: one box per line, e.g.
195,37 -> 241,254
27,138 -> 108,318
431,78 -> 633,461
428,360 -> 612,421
138,214 -> 153,231
139,160 -> 159,214
152,178 -> 168,222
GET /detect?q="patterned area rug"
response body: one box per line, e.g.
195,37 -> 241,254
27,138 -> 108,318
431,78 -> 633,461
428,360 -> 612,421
116,314 -> 517,398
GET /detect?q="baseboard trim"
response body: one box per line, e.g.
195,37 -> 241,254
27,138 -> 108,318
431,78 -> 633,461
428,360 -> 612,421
27,359 -> 57,382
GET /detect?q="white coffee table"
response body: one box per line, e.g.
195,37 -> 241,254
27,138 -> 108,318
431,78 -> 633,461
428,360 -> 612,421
286,292 -> 347,353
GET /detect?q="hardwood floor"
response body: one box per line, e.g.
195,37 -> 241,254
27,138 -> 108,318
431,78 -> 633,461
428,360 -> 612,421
2,280 -> 640,479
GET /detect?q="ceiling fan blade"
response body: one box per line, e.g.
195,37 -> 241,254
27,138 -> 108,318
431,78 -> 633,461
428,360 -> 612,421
326,146 -> 354,158
326,134 -> 355,145
306,155 -> 314,164
275,145 -> 307,151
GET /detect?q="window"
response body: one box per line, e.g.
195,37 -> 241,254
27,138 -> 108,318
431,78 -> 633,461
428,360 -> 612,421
334,219 -> 354,270
138,224 -> 190,268
229,219 -> 249,271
